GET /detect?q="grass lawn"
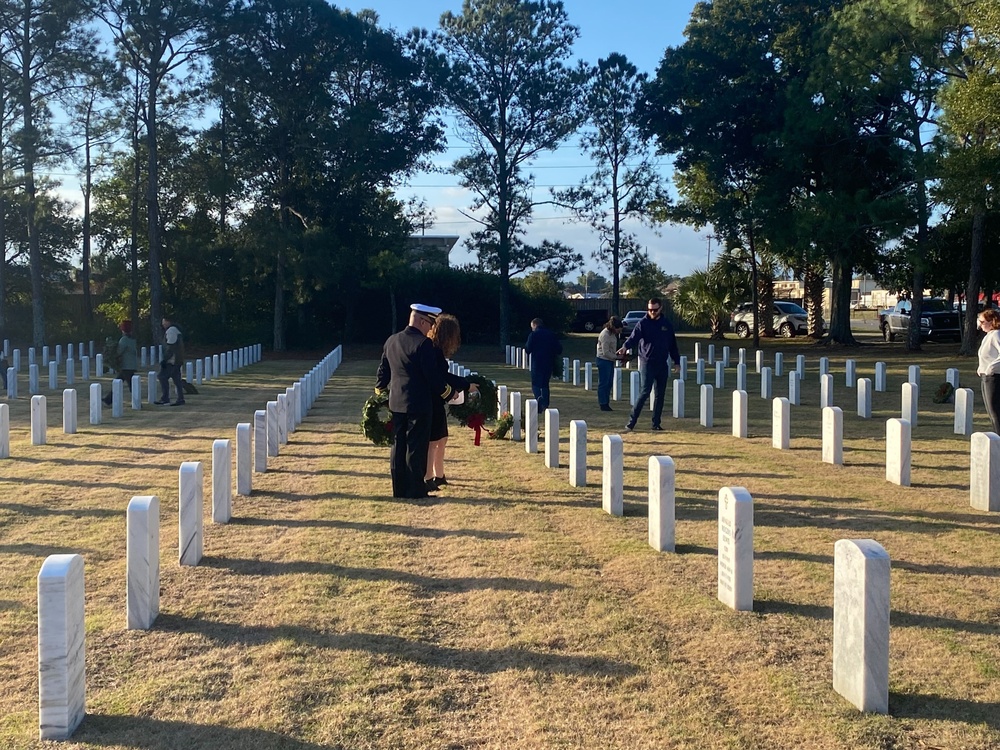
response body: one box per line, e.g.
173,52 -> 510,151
1,331 -> 999,749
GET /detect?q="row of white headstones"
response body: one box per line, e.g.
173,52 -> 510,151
0,346 -> 265,454
5,344 -> 264,400
33,345 -> 343,741
509,343 -> 999,504
496,346 -> 998,716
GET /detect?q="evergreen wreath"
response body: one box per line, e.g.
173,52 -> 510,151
448,374 -> 498,425
361,391 -> 393,446
490,411 -> 514,440
932,382 -> 955,404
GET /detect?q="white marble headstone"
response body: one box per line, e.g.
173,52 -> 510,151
772,397 -> 790,450
178,461 -> 204,565
648,456 -> 675,553
970,431 -> 1000,512
62,389 -> 77,435
569,420 -> 587,487
266,401 -> 279,457
126,496 -> 160,630
254,410 -> 267,472
822,406 -> 843,465
955,388 -> 974,436
700,384 -> 713,428
237,423 -> 251,496
857,378 -> 872,419
31,394 -> 46,445
212,439 -> 232,523
717,486 -> 753,611
886,418 -> 911,486
602,434 -> 623,517
672,378 -> 684,419
732,390 -> 748,438
544,409 -> 559,468
37,553 -> 86,740
525,398 -> 538,454
833,538 -> 890,714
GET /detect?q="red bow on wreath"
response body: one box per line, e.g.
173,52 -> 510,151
467,413 -> 486,445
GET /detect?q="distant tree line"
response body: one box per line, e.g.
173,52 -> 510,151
0,0 -> 996,353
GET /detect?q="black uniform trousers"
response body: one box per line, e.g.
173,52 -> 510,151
390,410 -> 433,498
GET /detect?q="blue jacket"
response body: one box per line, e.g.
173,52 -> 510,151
525,326 -> 562,380
621,315 -> 680,366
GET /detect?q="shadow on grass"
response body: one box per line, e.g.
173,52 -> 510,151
154,613 -> 638,677
889,692 -> 1000,729
76,714 -> 330,749
0,541 -> 100,556
201,556 -> 567,595
758,599 -> 1000,636
232,516 -> 521,541
0,501 -> 121,519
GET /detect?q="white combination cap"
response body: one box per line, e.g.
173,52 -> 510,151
410,303 -> 442,318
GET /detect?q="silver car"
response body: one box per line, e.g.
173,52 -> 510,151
730,301 -> 812,338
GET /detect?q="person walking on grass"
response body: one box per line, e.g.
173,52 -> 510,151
104,320 -> 138,406
616,297 -> 680,432
156,315 -> 186,406
525,317 -> 562,411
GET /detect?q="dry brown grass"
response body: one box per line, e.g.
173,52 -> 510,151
1,335 -> 999,750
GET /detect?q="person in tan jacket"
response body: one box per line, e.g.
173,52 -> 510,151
596,316 -> 623,411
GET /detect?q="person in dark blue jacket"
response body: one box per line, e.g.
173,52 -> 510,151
524,318 -> 562,411
616,298 -> 680,431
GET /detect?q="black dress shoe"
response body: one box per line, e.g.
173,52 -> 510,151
170,400 -> 186,406
154,399 -> 170,405
436,476 -> 448,486
651,424 -> 663,431
600,404 -> 613,411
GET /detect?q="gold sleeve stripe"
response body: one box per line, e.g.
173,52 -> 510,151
440,385 -> 453,400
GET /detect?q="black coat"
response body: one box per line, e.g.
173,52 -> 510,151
376,326 -> 454,413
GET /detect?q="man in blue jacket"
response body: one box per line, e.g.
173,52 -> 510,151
525,317 -> 562,411
616,298 -> 681,431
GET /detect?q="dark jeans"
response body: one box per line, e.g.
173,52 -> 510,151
158,363 -> 183,402
531,377 -> 551,411
596,359 -> 614,406
390,411 -> 432,498
103,369 -> 135,404
983,374 -> 1000,434
628,360 -> 669,428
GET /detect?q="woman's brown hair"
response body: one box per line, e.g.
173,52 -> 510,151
980,308 -> 1000,329
429,313 -> 462,357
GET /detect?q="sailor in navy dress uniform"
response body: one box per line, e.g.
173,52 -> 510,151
375,303 -> 457,498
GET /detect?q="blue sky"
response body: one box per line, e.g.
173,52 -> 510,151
346,0 -> 713,281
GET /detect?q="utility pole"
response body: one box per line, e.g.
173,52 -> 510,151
705,233 -> 719,271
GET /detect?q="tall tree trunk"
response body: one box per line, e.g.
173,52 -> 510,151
497,151 -> 511,349
0,92 -> 7,331
19,5 -> 44,346
273,249 -> 285,351
81,100 -> 93,321
804,264 -> 824,338
146,69 -> 163,344
828,253 -> 857,345
960,208 -> 986,356
130,70 -> 141,330
906,268 -> 925,352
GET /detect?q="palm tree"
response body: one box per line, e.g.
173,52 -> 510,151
672,270 -> 734,339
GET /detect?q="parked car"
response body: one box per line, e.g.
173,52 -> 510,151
730,301 -> 812,338
879,298 -> 961,342
622,310 -> 646,333
571,309 -> 610,333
